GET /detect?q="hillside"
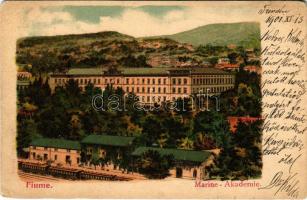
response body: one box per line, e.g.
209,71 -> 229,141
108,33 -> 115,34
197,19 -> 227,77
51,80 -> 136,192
16,31 -> 198,74
162,22 -> 260,48
16,22 -> 260,75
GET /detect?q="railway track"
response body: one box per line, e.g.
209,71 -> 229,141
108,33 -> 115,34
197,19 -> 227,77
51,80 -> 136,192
18,171 -> 61,182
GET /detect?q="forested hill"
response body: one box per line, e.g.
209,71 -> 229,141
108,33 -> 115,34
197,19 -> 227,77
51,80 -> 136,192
16,22 -> 260,75
157,22 -> 260,49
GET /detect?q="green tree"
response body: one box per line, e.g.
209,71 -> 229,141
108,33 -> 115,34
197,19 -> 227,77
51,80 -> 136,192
140,115 -> 164,146
90,152 -> 101,170
137,150 -> 174,179
194,110 -> 231,148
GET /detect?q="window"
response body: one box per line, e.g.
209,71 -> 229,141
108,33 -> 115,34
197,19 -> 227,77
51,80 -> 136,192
163,96 -> 166,101
172,79 -> 176,85
94,79 -> 96,84
158,79 -> 161,84
54,155 -> 57,160
147,96 -> 150,102
147,88 -> 150,93
126,78 -> 129,84
163,79 -> 167,84
184,78 -> 187,84
132,87 -> 135,92
164,88 -> 166,94
184,88 -> 187,93
153,79 -> 156,84
55,148 -> 58,152
158,87 -> 161,93
178,78 -> 182,85
65,155 -> 71,164
172,87 -> 176,93
67,149 -> 71,152
142,87 -> 145,93
178,88 -> 181,94
137,79 -> 140,84
137,87 -> 140,93
117,79 -> 120,84
55,79 -> 57,84
44,147 -> 48,150
147,79 -> 150,84
142,79 -> 145,84
152,87 -> 155,93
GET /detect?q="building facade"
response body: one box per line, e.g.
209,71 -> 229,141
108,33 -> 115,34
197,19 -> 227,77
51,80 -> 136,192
29,138 -> 81,166
17,71 -> 32,91
132,147 -> 214,180
49,67 -> 235,104
27,136 -> 213,180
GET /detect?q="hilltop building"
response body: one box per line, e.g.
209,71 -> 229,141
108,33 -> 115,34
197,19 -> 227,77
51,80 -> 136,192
17,71 -> 32,91
215,63 -> 239,71
49,67 -> 235,104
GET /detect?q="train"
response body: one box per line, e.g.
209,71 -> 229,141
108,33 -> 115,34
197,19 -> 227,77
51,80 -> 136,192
18,161 -> 131,181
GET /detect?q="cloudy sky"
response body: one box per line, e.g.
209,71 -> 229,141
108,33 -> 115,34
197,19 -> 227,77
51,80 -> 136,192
24,5 -> 259,37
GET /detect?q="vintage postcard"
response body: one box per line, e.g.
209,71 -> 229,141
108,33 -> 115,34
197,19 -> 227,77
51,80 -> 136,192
0,0 -> 306,198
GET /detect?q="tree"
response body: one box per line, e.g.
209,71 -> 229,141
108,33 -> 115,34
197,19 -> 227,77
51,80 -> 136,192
137,150 -> 174,179
208,120 -> 263,180
90,152 -> 101,170
228,52 -> 239,64
178,137 -> 194,150
208,56 -> 219,66
17,118 -> 41,157
193,110 -> 231,148
140,115 -> 164,146
194,133 -> 216,150
174,97 -> 192,124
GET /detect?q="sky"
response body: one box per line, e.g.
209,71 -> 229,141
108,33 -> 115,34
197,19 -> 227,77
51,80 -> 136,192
24,5 -> 259,37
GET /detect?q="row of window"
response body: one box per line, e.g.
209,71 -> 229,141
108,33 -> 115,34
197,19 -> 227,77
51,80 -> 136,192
126,87 -> 188,94
32,146 -> 79,153
54,77 -> 234,86
140,95 -> 168,103
55,78 -> 172,85
126,78 -> 170,85
32,153 -> 80,164
192,86 -> 233,93
55,78 -> 188,86
171,78 -> 188,85
139,95 -> 189,103
192,78 -> 233,85
54,77 -> 233,86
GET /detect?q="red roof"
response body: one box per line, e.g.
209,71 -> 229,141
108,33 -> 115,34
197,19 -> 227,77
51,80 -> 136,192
227,116 -> 262,132
216,64 -> 239,69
